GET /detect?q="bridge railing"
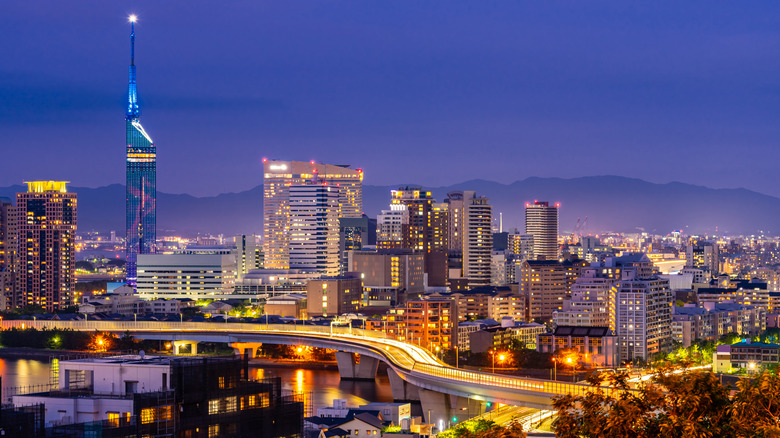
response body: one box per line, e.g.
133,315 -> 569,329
0,320 -> 389,340
412,362 -> 601,397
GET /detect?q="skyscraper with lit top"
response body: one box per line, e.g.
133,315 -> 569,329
263,160 -> 363,270
125,15 -> 157,286
14,181 -> 77,312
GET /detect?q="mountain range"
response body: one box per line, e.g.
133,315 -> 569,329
1,176 -> 777,236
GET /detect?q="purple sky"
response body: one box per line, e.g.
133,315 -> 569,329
3,1 -> 779,196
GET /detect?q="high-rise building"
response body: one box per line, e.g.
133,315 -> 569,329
525,201 -> 559,261
686,240 -> 720,276
233,234 -> 262,279
385,188 -> 449,287
376,205 -> 410,250
553,269 -> 617,330
349,249 -> 425,305
125,17 -> 157,286
0,198 -> 17,310
263,160 -> 363,270
445,191 -> 493,287
338,215 -> 375,275
615,270 -> 673,362
288,184 -> 340,276
520,259 -> 585,323
14,182 -> 77,312
461,192 -> 492,286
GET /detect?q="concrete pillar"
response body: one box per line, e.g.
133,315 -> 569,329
172,341 -> 199,355
335,352 -> 379,380
418,389 -> 483,429
229,342 -> 263,358
387,368 -> 420,401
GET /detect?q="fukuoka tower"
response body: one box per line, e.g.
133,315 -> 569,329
125,15 -> 156,286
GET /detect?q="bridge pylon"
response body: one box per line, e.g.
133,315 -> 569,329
335,352 -> 379,380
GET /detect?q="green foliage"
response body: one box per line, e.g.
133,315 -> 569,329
0,327 -> 91,350
439,419 -> 526,438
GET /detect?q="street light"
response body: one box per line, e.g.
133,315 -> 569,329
566,356 -> 575,382
552,358 -> 557,381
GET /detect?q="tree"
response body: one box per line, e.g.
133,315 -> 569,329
439,419 -> 526,438
730,372 -> 780,437
553,368 -> 735,438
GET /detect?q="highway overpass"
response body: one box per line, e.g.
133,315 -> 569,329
1,320 -> 621,425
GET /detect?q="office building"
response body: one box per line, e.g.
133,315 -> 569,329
446,191 -> 493,287
338,215 -> 375,275
125,18 -> 157,286
288,184 -> 340,276
263,160 -> 363,270
686,240 -> 720,276
306,273 -> 363,317
233,234 -> 262,279
525,201 -> 558,261
376,205 -> 410,250
348,249 -> 425,305
136,253 -> 237,300
615,270 -> 673,362
14,181 -> 77,312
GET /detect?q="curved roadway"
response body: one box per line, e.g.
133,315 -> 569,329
1,320 -> 621,407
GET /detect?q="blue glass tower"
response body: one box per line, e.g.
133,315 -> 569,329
125,16 -> 156,286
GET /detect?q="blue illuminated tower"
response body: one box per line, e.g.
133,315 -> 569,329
125,15 -> 156,286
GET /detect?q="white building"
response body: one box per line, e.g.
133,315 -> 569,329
263,160 -> 363,270
446,191 -> 493,287
553,269 -> 616,330
377,204 -> 409,246
289,184 -> 340,276
13,355 -> 171,427
136,253 -> 237,300
615,270 -> 673,362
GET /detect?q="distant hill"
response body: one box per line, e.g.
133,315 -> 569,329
1,176 -> 778,236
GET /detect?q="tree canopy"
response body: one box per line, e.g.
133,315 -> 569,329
553,368 -> 780,438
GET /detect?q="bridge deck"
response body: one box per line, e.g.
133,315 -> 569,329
1,320 -> 624,406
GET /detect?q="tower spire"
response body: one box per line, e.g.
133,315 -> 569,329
126,15 -> 140,120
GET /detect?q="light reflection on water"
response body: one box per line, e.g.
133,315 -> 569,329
251,367 -> 394,414
0,358 -> 52,390
0,358 -> 393,413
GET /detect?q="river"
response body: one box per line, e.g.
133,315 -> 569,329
0,357 -> 393,415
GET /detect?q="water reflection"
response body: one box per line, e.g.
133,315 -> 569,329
0,358 -> 52,391
251,367 -> 393,414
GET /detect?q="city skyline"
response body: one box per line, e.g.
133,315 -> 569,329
2,2 -> 779,197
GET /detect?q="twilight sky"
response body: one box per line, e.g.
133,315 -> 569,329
2,1 -> 779,196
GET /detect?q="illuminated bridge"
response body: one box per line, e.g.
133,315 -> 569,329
1,320 -> 619,424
